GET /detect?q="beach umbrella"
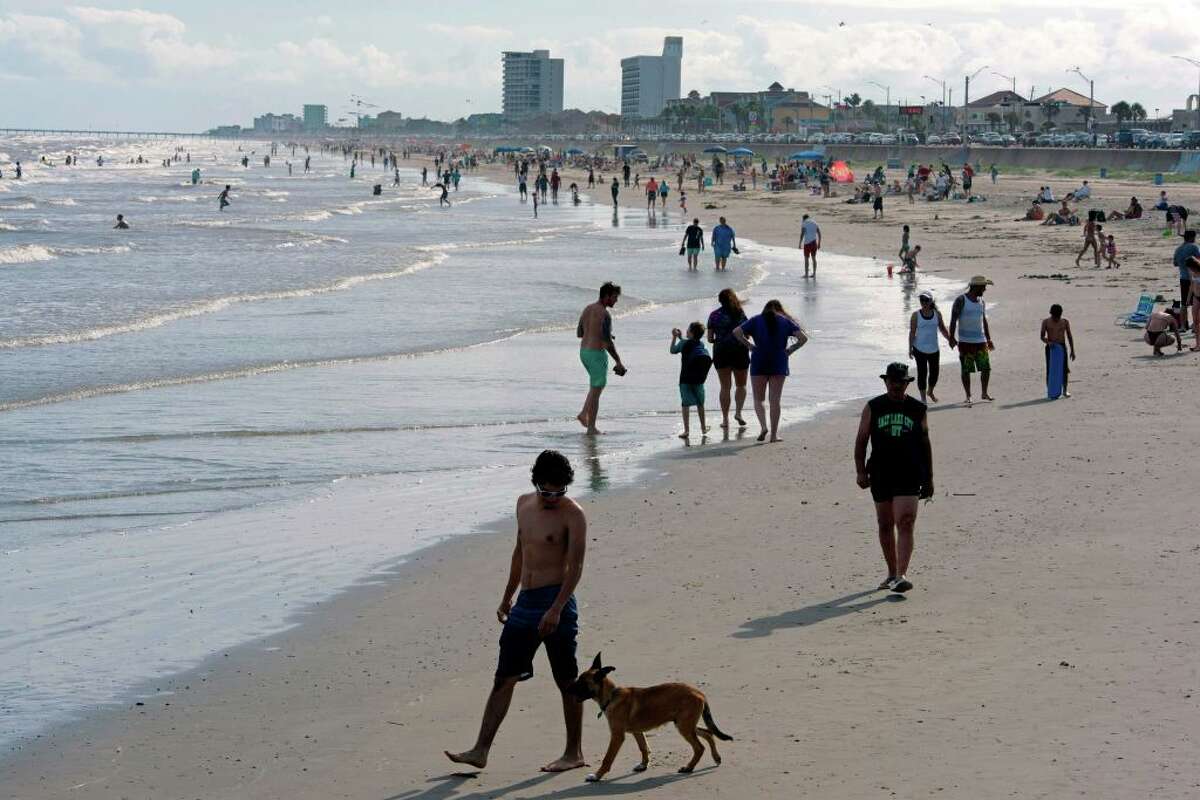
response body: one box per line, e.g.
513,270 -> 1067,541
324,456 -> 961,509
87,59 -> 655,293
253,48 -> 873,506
729,147 -> 754,156
789,150 -> 824,160
493,146 -> 519,153
564,147 -> 584,155
829,160 -> 855,183
702,145 -> 727,154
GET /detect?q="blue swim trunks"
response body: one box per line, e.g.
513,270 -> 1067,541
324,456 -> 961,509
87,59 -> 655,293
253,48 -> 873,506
496,584 -> 579,686
713,245 -> 731,260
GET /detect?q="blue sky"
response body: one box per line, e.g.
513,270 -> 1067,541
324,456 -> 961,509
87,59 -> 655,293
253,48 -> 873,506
2,0 -> 1199,129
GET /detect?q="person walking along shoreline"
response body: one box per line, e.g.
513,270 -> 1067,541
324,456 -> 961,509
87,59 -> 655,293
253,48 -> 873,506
732,299 -> 807,443
854,363 -> 934,594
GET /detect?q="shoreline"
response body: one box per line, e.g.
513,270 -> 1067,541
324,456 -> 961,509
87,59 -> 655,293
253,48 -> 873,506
5,157 -> 1200,798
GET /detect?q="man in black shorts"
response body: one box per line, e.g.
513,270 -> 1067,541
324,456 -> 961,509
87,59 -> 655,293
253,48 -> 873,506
854,363 -> 934,594
681,217 -> 704,271
445,451 -> 588,773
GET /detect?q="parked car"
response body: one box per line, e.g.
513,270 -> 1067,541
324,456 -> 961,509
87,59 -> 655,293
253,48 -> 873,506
1000,134 -> 1017,146
943,133 -> 962,145
926,134 -> 943,145
1132,130 -> 1156,147
1183,131 -> 1200,149
808,132 -> 827,144
899,133 -> 920,145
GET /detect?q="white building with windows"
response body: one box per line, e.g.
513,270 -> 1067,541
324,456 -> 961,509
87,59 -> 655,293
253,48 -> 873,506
620,37 -> 682,119
501,50 -> 564,118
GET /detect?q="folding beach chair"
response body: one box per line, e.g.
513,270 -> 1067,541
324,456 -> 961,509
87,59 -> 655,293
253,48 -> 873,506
1115,293 -> 1155,328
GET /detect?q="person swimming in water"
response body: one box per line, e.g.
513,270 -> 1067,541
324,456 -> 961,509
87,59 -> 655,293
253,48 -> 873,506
114,214 -> 130,229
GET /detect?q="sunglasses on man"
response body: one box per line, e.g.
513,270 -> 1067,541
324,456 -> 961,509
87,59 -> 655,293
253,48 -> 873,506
536,485 -> 568,499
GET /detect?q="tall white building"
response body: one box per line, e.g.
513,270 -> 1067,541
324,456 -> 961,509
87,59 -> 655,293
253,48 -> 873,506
502,50 -> 564,118
620,37 -> 683,118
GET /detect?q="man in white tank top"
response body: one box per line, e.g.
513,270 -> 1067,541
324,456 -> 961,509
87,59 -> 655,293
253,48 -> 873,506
949,276 -> 995,407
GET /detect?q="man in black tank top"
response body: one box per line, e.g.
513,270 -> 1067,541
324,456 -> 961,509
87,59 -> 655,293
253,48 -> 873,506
854,363 -> 934,594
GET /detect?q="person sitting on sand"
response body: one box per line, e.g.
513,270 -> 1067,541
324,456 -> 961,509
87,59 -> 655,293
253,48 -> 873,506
1064,180 -> 1092,202
670,322 -> 711,439
1018,200 -> 1045,221
1155,190 -> 1169,211
113,214 -> 129,229
1042,200 -> 1076,226
1106,197 -> 1142,220
1038,186 -> 1055,204
445,450 -> 588,775
1145,307 -> 1183,356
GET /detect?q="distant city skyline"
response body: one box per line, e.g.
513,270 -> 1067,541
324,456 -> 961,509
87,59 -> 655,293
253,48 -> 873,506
2,1 -> 1200,129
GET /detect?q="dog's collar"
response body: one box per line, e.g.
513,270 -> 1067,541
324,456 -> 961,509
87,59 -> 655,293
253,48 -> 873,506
596,688 -> 618,719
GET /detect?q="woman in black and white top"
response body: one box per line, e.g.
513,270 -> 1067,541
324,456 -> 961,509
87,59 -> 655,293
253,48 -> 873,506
908,290 -> 954,404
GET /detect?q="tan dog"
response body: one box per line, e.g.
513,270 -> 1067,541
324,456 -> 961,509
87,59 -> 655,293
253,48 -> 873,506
566,652 -> 733,782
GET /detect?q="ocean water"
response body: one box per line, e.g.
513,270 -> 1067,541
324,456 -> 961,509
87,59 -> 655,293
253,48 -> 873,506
0,135 -> 961,747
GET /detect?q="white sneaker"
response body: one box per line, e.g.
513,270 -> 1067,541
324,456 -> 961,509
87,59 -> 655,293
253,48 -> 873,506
891,576 -> 914,593
878,576 -> 897,590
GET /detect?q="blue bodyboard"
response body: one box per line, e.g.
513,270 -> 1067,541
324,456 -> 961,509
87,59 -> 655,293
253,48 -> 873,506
1047,343 -> 1066,399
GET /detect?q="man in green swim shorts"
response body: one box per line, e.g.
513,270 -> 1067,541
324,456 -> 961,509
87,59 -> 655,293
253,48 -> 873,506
576,282 -> 626,434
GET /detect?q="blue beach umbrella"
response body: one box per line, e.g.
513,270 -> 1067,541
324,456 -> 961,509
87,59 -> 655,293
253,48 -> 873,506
789,150 -> 825,160
702,145 -> 727,154
564,147 -> 585,155
729,147 -> 754,156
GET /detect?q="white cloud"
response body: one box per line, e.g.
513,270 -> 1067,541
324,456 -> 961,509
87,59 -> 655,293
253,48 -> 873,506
0,13 -> 112,81
6,4 -> 1200,125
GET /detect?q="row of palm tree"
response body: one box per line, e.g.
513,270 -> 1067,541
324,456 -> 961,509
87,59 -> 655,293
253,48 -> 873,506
1109,101 -> 1149,124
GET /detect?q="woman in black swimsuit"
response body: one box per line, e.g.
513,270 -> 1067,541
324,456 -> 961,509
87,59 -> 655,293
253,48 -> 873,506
707,288 -> 750,429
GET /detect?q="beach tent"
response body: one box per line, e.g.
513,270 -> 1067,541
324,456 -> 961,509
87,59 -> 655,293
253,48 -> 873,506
788,150 -> 824,160
703,145 -> 727,154
729,147 -> 754,156
829,160 -> 855,183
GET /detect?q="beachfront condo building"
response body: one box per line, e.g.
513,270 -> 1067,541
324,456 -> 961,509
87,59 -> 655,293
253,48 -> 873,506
502,50 -> 565,118
621,37 -> 683,119
303,104 -> 328,132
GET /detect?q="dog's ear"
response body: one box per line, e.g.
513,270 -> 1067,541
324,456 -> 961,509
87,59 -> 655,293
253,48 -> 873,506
590,652 -> 602,671
599,666 -> 616,677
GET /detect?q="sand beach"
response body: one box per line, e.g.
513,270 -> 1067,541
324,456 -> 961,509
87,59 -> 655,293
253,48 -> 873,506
3,155 -> 1199,800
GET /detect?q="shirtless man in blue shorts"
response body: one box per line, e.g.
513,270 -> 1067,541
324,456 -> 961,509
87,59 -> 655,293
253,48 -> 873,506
445,450 -> 588,773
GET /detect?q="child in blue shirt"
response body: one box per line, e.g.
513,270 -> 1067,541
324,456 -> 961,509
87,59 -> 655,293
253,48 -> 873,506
670,322 -> 712,439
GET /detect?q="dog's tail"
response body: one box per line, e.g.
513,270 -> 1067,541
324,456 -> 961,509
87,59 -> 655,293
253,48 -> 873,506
702,703 -> 734,741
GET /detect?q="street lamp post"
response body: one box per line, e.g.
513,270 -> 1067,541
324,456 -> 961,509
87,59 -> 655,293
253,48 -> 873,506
867,80 -> 891,132
924,75 -> 947,132
964,65 -> 989,140
1171,56 -> 1200,131
1068,67 -> 1095,146
822,85 -> 841,131
992,71 -> 1017,95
